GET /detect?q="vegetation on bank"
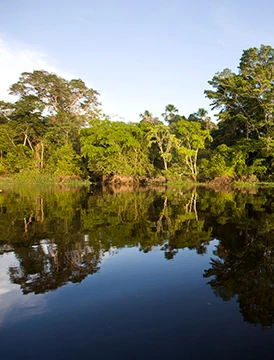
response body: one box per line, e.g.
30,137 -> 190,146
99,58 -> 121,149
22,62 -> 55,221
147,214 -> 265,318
1,45 -> 274,184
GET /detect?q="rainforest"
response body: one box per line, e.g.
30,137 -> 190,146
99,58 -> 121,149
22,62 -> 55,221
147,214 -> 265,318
1,45 -> 274,185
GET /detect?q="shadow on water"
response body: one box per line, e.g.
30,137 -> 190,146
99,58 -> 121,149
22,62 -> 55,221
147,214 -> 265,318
1,184 -> 274,327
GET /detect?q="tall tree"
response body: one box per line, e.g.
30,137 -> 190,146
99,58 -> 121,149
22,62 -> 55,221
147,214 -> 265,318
0,70 -> 100,175
205,45 -> 274,179
9,70 -> 100,149
205,45 -> 274,143
10,71 -> 99,117
162,104 -> 179,124
147,123 -> 178,171
188,108 -> 217,131
175,120 -> 212,181
139,110 -> 160,125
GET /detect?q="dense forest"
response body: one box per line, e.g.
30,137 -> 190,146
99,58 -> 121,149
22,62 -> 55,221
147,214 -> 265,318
1,44 -> 274,183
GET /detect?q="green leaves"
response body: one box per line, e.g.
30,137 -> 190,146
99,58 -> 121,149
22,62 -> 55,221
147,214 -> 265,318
81,119 -> 152,178
0,70 -> 102,178
3,48 -> 274,183
204,45 -> 274,181
10,71 -> 100,116
46,145 -> 82,176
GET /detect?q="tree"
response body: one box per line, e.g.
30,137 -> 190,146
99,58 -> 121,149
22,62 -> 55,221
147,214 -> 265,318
162,104 -> 179,124
205,46 -> 274,143
205,45 -> 274,180
9,70 -> 100,149
147,123 -> 178,171
0,70 -> 100,176
81,119 -> 152,179
188,108 -> 217,131
175,120 -> 212,181
10,71 -> 99,117
0,101 -> 13,124
139,110 -> 160,125
46,144 -> 82,176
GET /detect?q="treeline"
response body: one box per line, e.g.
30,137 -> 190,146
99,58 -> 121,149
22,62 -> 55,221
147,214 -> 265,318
1,44 -> 274,182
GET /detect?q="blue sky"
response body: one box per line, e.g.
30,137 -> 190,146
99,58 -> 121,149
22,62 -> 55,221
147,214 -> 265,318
1,0 -> 274,122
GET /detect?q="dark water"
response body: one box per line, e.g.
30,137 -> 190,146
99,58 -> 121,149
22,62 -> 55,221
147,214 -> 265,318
1,185 -> 274,359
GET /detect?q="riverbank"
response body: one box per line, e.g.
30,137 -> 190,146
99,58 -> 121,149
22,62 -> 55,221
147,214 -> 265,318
1,174 -> 274,191
0,175 -> 90,188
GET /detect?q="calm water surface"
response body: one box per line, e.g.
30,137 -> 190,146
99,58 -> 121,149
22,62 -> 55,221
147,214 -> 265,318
1,185 -> 274,359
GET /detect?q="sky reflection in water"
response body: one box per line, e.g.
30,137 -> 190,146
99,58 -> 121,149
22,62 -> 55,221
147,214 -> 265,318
1,186 -> 274,359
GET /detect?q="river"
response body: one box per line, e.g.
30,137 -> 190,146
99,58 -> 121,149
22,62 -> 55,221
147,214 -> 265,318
0,184 -> 274,359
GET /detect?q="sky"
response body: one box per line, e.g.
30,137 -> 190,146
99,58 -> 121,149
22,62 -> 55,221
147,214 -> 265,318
0,0 -> 274,122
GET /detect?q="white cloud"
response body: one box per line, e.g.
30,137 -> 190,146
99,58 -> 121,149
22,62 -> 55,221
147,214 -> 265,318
0,36 -> 73,102
0,36 -> 125,121
0,252 -> 46,327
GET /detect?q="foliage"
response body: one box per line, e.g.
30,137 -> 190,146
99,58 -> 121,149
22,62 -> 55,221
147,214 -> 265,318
2,46 -> 274,183
46,145 -> 82,176
0,70 -> 99,178
188,108 -> 217,131
205,45 -> 274,181
81,119 -> 153,179
175,119 -> 212,181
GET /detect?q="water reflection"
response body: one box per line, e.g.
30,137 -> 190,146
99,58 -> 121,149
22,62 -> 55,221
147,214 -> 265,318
201,189 -> 274,327
8,237 -> 101,294
1,185 -> 274,328
204,227 -> 274,327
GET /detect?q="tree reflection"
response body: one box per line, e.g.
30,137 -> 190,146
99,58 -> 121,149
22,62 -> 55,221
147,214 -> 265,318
4,183 -> 274,329
9,236 -> 102,294
0,186 -> 212,294
203,190 -> 274,327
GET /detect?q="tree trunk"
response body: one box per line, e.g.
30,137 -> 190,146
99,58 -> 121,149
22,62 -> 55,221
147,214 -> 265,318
41,141 -> 44,169
163,157 -> 168,171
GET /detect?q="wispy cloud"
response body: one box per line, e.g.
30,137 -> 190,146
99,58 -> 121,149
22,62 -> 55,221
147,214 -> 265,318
0,36 -> 74,102
73,16 -> 91,24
